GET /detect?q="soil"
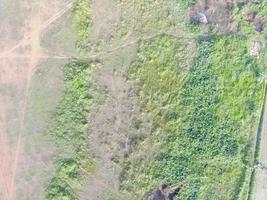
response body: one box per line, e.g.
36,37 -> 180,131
190,0 -> 238,33
147,183 -> 185,200
91,0 -> 121,43
83,52 -> 140,199
0,0 -> 195,199
81,1 -> 145,199
0,1 -> 74,199
253,90 -> 267,199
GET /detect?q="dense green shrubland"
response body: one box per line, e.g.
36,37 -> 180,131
45,62 -> 94,200
121,35 -> 264,199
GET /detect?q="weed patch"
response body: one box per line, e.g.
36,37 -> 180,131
45,61 -> 94,200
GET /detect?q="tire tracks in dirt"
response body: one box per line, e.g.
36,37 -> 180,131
0,1 -> 74,199
0,1 -> 73,59
253,83 -> 267,200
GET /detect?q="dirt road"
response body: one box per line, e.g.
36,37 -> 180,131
0,1 -> 73,199
253,87 -> 267,200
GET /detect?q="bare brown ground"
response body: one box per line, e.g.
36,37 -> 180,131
0,1 -> 73,199
81,1 -> 139,199
254,91 -> 267,199
91,0 -> 120,43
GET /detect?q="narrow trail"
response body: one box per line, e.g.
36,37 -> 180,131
0,1 -> 73,58
0,31 -> 195,61
9,9 -> 43,200
253,84 -> 267,200
0,1 -> 74,199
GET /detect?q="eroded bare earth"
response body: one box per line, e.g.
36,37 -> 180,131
0,1 -> 74,199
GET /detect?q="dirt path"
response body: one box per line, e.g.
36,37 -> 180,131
0,1 -> 74,199
0,1 -> 73,59
253,87 -> 267,200
9,7 -> 43,200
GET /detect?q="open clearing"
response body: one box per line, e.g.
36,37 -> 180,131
0,0 -> 75,199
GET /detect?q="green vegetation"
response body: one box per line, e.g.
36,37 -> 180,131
45,61 -> 94,200
121,35 -> 264,199
44,0 -> 267,199
73,0 -> 92,48
177,0 -> 196,7
233,0 -> 267,36
120,35 -> 190,198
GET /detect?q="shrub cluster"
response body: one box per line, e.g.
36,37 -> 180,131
45,62 -> 94,200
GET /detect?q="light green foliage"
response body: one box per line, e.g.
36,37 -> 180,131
121,35 -> 264,199
45,159 -> 80,200
44,0 -> 267,199
120,36 -> 189,199
73,0 -> 92,45
45,61 -> 94,200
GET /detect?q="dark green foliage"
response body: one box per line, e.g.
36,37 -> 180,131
45,61 -> 94,200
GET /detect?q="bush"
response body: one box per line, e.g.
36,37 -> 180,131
45,61 -> 94,200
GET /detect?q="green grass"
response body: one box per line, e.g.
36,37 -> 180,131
45,61 -> 94,200
120,35 -> 264,199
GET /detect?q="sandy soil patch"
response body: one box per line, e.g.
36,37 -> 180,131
0,1 -> 74,199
